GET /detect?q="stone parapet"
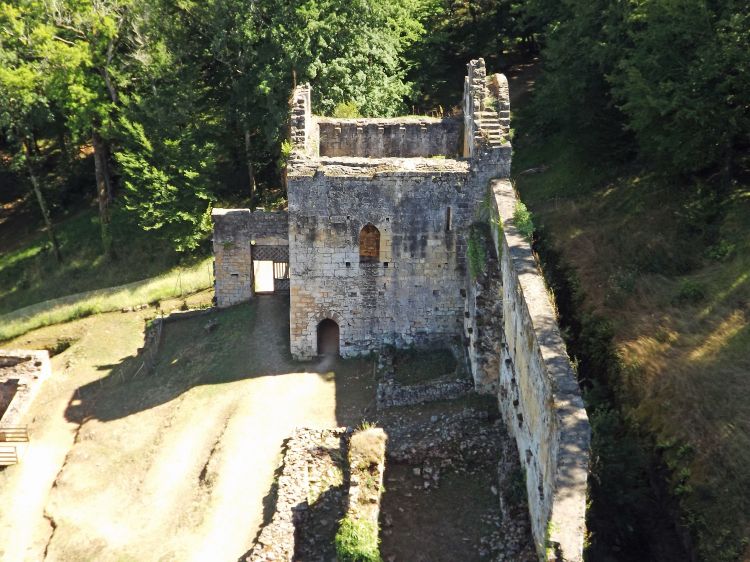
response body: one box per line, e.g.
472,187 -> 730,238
317,116 -> 461,158
490,179 -> 590,562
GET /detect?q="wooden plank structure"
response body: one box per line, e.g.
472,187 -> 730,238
0,426 -> 29,466
0,426 -> 29,442
0,446 -> 18,466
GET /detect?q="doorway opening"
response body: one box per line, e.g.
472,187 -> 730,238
317,319 -> 340,356
253,260 -> 275,293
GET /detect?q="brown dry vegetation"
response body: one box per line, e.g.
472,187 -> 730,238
515,136 -> 750,560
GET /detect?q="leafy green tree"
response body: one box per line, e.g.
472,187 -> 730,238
611,0 -> 750,179
45,0 -> 135,259
114,5 -> 219,252
523,0 -> 630,144
0,1 -> 64,262
265,0 -> 424,117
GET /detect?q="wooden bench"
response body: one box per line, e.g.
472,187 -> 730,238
0,446 -> 18,466
0,426 -> 29,443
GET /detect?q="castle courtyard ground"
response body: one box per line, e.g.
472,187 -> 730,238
0,296 -> 373,562
0,294 -> 524,561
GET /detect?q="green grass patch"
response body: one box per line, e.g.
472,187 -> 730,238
392,347 -> 457,385
0,206 -> 207,315
0,258 -> 213,342
335,517 -> 382,562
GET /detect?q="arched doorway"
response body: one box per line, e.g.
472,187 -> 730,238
317,319 -> 340,356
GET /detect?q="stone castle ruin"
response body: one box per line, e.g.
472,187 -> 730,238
213,59 -> 590,561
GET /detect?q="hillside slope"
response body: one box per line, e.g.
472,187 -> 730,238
514,135 -> 749,561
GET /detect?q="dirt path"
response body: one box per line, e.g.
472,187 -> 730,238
0,296 -> 373,562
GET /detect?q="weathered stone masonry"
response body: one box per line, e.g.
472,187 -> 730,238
284,59 -> 510,359
212,59 -> 590,562
489,179 -> 590,561
212,209 -> 288,307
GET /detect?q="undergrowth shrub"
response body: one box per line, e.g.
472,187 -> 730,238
335,517 -> 382,562
674,280 -> 707,305
513,201 -> 534,241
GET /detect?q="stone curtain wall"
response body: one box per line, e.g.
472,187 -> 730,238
212,209 -> 288,307
317,117 -> 461,158
489,179 -> 590,561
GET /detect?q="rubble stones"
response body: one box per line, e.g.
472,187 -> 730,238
245,428 -> 348,562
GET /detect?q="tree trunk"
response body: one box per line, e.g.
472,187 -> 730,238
92,129 -> 115,259
102,138 -> 115,201
243,125 -> 256,204
24,140 -> 62,263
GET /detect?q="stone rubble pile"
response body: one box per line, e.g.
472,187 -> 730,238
382,407 -> 536,562
245,427 -> 349,562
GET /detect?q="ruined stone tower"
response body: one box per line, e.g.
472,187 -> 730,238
213,58 -> 511,359
212,59 -> 590,562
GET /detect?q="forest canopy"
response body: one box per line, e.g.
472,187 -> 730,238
1,0 -> 748,254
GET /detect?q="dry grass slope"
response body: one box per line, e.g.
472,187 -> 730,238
515,136 -> 750,560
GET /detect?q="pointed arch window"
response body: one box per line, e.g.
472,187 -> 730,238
359,223 -> 380,263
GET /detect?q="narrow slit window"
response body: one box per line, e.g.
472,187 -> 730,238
359,223 -> 380,263
445,207 -> 452,231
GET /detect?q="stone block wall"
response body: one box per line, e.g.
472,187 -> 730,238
290,84 -> 317,158
285,60 -> 511,359
464,227 -> 503,394
317,117 -> 461,158
489,179 -> 590,562
287,163 -> 480,359
212,209 -> 288,307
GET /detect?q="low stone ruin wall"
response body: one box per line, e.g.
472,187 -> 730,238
246,427 -> 349,561
338,427 -> 387,556
375,347 -> 473,410
0,350 -> 51,426
377,378 -> 473,410
317,117 -> 461,158
489,179 -> 590,561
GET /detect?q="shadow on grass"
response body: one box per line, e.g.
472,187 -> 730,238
64,294 -> 375,428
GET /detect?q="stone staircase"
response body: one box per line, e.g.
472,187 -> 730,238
474,109 -> 507,148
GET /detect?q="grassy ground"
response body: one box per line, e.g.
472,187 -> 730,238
0,258 -> 213,342
0,191 -> 215,342
514,134 -> 750,561
392,348 -> 458,385
0,206 -> 208,315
